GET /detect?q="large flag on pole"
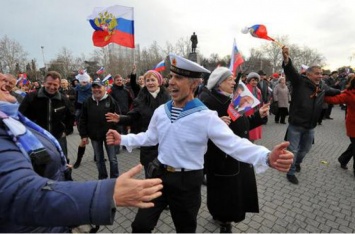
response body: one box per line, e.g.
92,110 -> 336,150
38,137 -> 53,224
229,39 -> 244,76
88,5 -> 135,48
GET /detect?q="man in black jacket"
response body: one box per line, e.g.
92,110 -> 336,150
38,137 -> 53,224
19,71 -> 74,163
110,74 -> 133,134
79,79 -> 121,179
324,71 -> 339,119
282,46 -> 340,184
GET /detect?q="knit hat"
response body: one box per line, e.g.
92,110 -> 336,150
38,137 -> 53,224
246,72 -> 260,83
206,67 -> 233,90
144,70 -> 163,86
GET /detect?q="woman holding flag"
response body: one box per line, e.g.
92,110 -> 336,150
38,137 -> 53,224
199,67 -> 269,233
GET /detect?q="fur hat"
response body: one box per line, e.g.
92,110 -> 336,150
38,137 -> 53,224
144,70 -> 163,86
206,67 -> 233,90
246,72 -> 260,83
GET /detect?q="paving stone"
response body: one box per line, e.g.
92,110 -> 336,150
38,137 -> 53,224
66,107 -> 354,233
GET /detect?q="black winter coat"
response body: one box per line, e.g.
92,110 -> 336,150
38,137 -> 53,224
199,87 -> 266,222
19,88 -> 74,139
59,87 -> 76,111
119,86 -> 170,166
79,94 -> 120,141
110,84 -> 133,114
283,59 -> 340,129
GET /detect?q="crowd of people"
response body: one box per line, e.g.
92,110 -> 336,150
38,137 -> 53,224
0,44 -> 353,233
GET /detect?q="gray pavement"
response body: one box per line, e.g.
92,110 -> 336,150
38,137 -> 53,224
68,106 -> 355,233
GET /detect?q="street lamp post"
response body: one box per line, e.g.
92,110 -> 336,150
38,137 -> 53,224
41,46 -> 46,69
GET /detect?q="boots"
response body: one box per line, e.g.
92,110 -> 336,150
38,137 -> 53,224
73,146 -> 85,169
219,222 -> 232,233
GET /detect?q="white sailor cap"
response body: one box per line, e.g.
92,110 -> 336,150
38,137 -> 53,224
168,53 -> 210,78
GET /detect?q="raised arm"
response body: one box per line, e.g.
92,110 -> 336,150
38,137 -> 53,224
282,46 -> 302,85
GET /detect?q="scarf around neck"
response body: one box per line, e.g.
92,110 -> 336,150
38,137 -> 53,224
0,102 -> 67,165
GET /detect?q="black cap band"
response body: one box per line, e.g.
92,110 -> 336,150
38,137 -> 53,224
170,65 -> 202,78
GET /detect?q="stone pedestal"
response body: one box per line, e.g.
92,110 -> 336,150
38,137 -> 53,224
188,53 -> 198,63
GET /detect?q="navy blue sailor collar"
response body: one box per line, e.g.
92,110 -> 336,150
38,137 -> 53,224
164,98 -> 208,121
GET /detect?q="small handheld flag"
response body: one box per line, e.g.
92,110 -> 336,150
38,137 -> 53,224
154,60 -> 165,72
102,74 -> 113,84
96,66 -> 105,75
229,39 -> 244,76
241,24 -> 283,48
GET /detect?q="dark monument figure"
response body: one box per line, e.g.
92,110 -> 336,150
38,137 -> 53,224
190,32 -> 198,53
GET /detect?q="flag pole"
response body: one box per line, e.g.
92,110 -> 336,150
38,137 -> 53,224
272,39 -> 284,48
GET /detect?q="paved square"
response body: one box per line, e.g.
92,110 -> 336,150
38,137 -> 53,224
69,107 -> 354,233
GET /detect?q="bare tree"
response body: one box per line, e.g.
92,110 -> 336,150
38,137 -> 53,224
287,44 -> 325,71
246,35 -> 325,75
48,47 -> 84,79
0,35 -> 28,74
260,35 -> 289,73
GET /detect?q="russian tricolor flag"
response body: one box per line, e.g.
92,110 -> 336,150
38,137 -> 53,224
229,39 -> 244,76
154,60 -> 165,72
96,66 -> 105,75
242,24 -> 275,42
102,74 -> 113,84
88,5 -> 135,48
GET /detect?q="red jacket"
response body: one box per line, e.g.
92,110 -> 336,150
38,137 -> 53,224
324,89 -> 355,137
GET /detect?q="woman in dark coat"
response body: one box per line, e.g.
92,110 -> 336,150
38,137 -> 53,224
106,70 -> 170,177
199,67 -> 269,233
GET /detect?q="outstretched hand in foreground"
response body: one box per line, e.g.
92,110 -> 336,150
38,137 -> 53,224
114,164 -> 163,208
268,141 -> 293,172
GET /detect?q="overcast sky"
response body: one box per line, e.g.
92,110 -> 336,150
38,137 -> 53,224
1,0 -> 355,71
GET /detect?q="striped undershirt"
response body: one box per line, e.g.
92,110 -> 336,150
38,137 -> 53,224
171,106 -> 183,122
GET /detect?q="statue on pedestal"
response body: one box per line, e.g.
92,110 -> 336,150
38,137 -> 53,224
190,32 -> 198,53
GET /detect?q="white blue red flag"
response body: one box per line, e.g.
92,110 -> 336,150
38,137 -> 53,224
96,66 -> 105,75
88,5 -> 135,48
102,74 -> 113,84
229,39 -> 244,76
154,60 -> 165,72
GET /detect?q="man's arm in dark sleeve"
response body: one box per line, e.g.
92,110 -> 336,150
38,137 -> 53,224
282,58 -> 301,86
19,92 -> 34,119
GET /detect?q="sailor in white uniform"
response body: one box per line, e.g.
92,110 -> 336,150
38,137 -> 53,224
106,53 -> 294,233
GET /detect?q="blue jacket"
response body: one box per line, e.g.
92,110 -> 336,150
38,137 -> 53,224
0,122 -> 116,232
75,83 -> 92,104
